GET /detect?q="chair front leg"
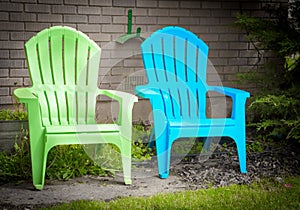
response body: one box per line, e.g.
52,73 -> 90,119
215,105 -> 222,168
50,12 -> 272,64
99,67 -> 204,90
155,128 -> 171,179
232,128 -> 247,173
120,136 -> 132,185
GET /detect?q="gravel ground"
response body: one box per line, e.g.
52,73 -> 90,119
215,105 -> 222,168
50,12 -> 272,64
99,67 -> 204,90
0,140 -> 299,210
172,148 -> 300,189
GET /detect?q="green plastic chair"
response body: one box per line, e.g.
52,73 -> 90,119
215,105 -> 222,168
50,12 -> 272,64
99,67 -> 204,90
14,26 -> 138,190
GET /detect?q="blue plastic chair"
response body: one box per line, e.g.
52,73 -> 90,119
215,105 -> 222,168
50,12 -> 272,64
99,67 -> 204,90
135,26 -> 250,179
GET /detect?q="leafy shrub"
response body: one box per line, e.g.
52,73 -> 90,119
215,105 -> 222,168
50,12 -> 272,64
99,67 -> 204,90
248,92 -> 300,141
0,109 -> 28,121
234,2 -> 300,143
248,93 -> 300,121
234,3 -> 300,89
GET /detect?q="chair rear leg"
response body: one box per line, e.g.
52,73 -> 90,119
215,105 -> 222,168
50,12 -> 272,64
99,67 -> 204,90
147,128 -> 155,149
198,137 -> 213,162
203,137 -> 212,152
156,131 -> 171,179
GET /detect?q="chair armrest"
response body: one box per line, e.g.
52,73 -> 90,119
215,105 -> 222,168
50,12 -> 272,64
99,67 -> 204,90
208,86 -> 250,99
14,87 -> 44,130
135,85 -> 168,129
135,85 -> 167,111
135,85 -> 162,99
208,86 -> 250,120
99,89 -> 138,104
14,88 -> 37,103
98,89 -> 138,140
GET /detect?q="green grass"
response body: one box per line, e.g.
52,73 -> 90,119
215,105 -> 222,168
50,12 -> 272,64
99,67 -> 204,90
40,176 -> 300,210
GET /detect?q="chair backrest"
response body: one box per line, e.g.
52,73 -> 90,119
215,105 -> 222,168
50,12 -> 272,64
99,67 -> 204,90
25,26 -> 101,126
141,26 -> 209,120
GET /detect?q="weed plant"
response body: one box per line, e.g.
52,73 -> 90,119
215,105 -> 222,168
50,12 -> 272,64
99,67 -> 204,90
0,123 -> 154,182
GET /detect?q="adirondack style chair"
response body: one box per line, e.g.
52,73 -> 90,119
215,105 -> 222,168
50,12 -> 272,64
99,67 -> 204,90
135,26 -> 250,179
14,26 -> 138,190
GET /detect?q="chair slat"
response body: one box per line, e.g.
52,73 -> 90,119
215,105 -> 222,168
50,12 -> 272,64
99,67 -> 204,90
151,38 -> 168,83
56,90 -> 68,125
35,90 -> 51,126
76,36 -> 90,124
86,91 -> 96,124
76,36 -> 90,86
159,88 -> 174,119
162,35 -> 177,82
49,28 -> 64,85
174,36 -> 186,82
63,28 -> 77,85
85,54 -> 100,124
76,91 -> 86,124
66,91 -> 76,124
45,90 -> 59,125
197,47 -> 208,84
141,44 -> 159,83
85,47 -> 101,124
186,41 -> 197,83
87,42 -> 101,88
178,87 -> 189,119
188,87 -> 198,119
25,37 -> 43,85
168,87 -> 181,119
36,29 -> 54,84
197,88 -> 206,118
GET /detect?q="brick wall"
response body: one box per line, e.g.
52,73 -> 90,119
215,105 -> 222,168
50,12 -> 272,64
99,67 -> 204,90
0,0 -> 287,121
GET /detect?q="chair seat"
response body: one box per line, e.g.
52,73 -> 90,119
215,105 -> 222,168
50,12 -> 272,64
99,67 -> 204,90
46,124 -> 121,134
169,118 -> 235,127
